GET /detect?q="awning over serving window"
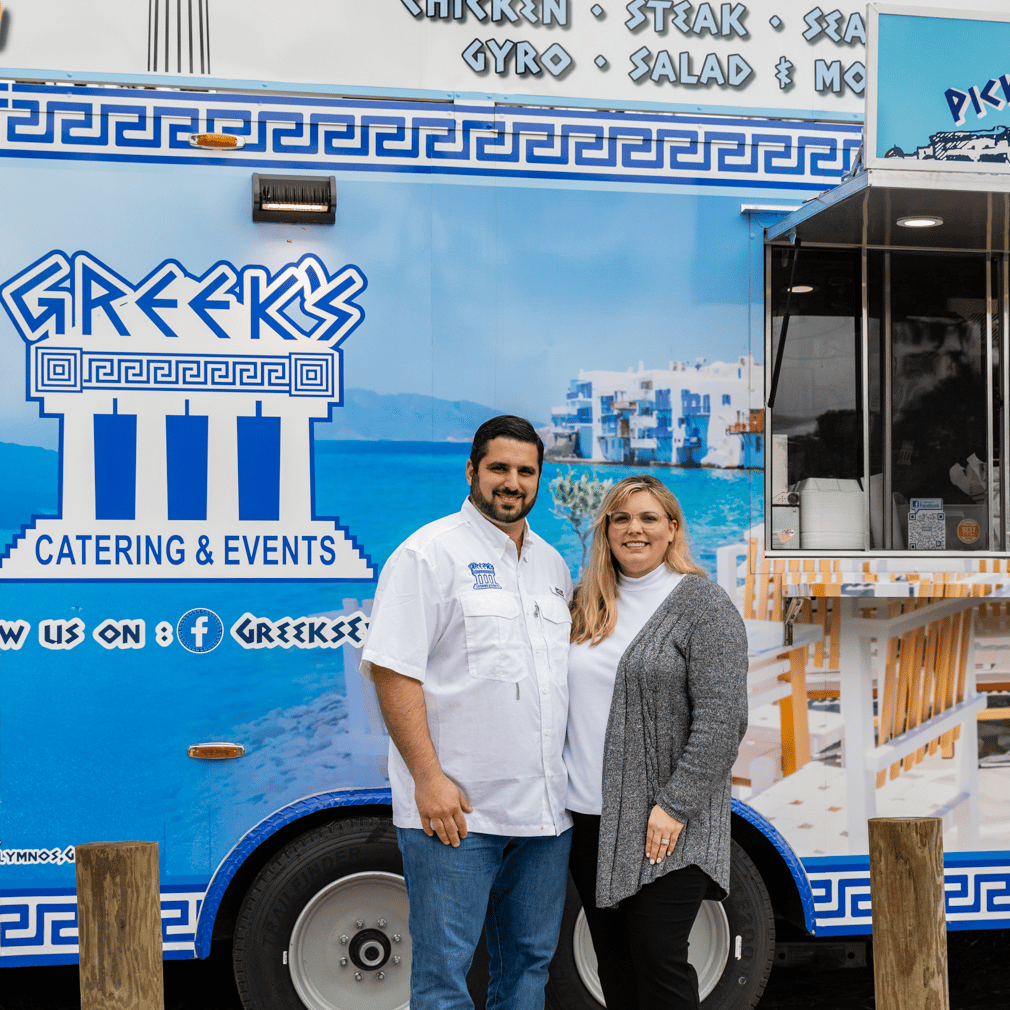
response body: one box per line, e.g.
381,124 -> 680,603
766,169 -> 1010,253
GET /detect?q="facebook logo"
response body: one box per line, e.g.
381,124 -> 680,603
177,608 -> 224,654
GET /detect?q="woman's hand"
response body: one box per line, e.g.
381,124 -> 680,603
645,804 -> 684,865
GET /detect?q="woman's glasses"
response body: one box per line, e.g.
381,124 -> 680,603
607,511 -> 674,527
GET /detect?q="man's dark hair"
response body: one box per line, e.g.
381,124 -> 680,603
470,415 -> 544,471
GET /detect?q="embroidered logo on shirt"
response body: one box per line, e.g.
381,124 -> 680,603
551,586 -> 565,599
468,562 -> 502,590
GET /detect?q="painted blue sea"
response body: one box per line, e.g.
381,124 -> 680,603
312,441 -> 762,580
0,439 -> 763,581
0,441 -> 762,884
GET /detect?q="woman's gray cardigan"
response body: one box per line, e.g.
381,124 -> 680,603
595,574 -> 749,909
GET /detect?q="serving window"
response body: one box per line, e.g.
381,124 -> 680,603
767,246 -> 1005,555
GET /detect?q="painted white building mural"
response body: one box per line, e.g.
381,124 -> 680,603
551,356 -> 763,468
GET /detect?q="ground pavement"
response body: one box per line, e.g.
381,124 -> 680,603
2,929 -> 1009,1010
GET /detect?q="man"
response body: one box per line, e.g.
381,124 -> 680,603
361,415 -> 573,1010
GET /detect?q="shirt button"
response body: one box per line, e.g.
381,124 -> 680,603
544,730 -> 550,737
542,689 -> 547,696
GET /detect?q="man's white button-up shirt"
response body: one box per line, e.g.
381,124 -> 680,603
361,498 -> 573,837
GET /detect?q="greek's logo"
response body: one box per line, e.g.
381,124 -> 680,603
0,250 -> 375,584
177,608 -> 224,654
468,562 -> 501,590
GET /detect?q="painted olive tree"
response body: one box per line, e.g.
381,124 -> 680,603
549,471 -> 612,576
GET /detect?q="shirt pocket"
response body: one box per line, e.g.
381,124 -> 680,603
535,595 -> 572,676
459,590 -> 526,682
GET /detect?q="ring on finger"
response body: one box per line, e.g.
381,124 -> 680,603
660,838 -> 670,844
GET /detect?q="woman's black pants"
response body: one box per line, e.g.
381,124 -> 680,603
568,811 -> 710,1010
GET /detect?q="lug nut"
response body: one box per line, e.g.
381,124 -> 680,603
392,934 -> 401,943
393,956 -> 401,965
354,973 -> 362,982
355,919 -> 364,928
339,958 -> 347,967
339,935 -> 349,944
377,972 -> 385,980
377,918 -> 387,928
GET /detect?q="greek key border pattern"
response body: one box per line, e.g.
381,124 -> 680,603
0,83 -> 863,189
2,867 -> 1007,962
32,347 -> 335,397
0,889 -> 203,962
808,865 -> 1010,930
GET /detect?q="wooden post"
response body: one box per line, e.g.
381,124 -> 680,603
868,818 -> 949,1010
75,841 -> 164,1010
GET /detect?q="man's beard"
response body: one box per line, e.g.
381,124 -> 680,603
470,481 -> 537,526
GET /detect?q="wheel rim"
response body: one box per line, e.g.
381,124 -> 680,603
288,870 -> 411,1010
572,908 -> 606,1006
572,898 -> 730,1006
690,900 -> 732,1001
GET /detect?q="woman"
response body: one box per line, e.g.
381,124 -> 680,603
563,474 -> 749,1009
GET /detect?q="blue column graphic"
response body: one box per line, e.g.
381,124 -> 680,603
237,403 -> 280,521
166,404 -> 208,520
94,400 -> 137,520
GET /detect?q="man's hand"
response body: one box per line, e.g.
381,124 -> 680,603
645,804 -> 685,865
371,664 -> 474,847
415,770 -> 473,846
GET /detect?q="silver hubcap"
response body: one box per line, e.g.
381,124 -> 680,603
572,899 -> 731,1006
288,871 -> 410,1010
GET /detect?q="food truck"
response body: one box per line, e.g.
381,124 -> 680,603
0,3 -> 1007,1010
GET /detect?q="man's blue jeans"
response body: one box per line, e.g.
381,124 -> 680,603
396,827 -> 572,1010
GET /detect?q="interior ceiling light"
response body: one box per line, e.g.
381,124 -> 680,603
788,284 -> 816,294
896,215 -> 944,228
187,133 -> 245,150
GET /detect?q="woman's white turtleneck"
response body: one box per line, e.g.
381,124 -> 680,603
563,564 -> 683,815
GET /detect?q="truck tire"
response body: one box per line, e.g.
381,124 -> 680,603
233,816 -> 412,1010
545,841 -> 775,1010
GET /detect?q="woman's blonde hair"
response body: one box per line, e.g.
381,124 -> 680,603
570,474 -> 706,645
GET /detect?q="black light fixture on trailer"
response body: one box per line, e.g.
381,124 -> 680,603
252,174 -> 336,224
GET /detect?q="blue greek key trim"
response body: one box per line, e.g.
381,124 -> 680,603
0,83 -> 863,191
803,855 -> 1010,935
0,885 -> 204,966
33,348 -> 334,397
